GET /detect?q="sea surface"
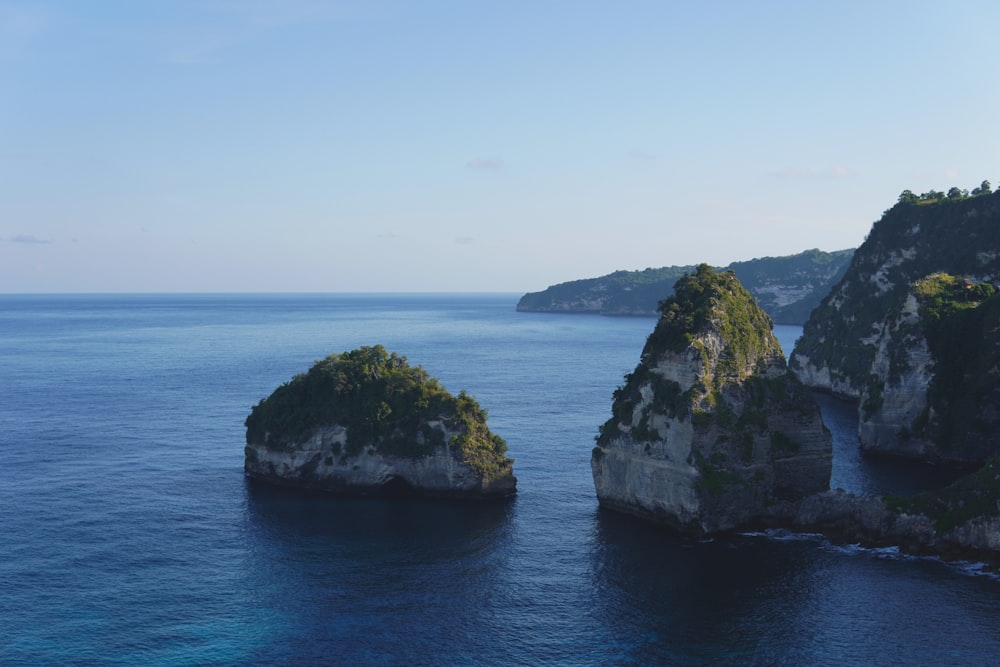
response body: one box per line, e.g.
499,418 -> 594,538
2,293 -> 998,666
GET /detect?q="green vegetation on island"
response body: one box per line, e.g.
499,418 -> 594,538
598,265 -> 809,446
887,457 -> 1000,533
245,345 -> 512,480
910,273 -> 1000,457
646,264 -> 777,366
519,265 -> 696,315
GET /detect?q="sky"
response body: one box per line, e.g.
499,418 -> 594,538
2,1 -> 999,293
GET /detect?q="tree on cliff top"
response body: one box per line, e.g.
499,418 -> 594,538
898,179 -> 994,205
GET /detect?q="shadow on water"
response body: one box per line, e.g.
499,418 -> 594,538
771,325 -> 966,497
586,507 -> 826,664
243,477 -> 515,548
239,478 -> 521,665
814,392 -> 970,497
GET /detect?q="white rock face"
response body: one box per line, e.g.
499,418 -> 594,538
245,422 -> 516,497
754,285 -> 812,308
858,293 -> 935,456
592,445 -> 703,525
592,359 -> 703,526
869,247 -> 915,295
790,353 -> 861,398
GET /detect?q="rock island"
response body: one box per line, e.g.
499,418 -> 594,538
244,345 -> 516,498
591,264 -> 833,534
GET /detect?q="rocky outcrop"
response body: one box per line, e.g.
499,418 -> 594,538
517,248 -> 853,324
591,265 -> 832,534
790,189 -> 1000,464
244,345 -> 516,498
767,456 -> 1000,565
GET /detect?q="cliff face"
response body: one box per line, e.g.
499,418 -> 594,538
591,265 -> 832,534
853,291 -> 935,458
244,345 -> 516,498
790,191 -> 1000,463
517,248 -> 853,324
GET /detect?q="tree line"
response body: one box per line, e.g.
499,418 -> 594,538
898,180 -> 993,205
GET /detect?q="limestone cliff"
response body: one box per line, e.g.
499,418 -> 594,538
244,345 -> 516,497
591,265 -> 832,534
790,189 -> 1000,463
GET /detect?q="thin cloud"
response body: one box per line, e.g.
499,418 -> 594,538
454,236 -> 475,245
9,234 -> 53,244
466,157 -> 503,171
773,165 -> 855,180
774,167 -> 814,179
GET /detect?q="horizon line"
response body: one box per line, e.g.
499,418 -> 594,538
0,290 -> 527,296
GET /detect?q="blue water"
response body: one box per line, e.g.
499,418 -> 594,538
2,294 -> 998,666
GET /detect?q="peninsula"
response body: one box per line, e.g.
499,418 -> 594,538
517,248 -> 854,324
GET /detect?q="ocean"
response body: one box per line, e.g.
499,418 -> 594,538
1,293 -> 998,666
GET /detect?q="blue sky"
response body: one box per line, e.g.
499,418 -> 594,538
2,1 -> 998,292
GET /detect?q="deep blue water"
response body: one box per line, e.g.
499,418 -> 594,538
2,294 -> 998,666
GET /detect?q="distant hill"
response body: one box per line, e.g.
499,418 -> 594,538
516,248 -> 855,325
